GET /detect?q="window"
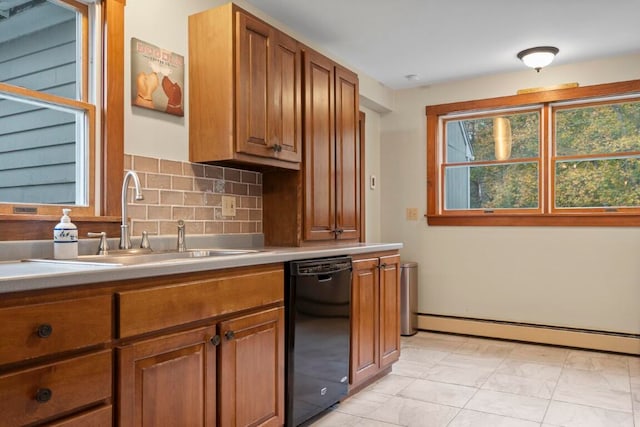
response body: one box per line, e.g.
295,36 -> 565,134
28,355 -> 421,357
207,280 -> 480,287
0,0 -> 94,215
426,80 -> 640,226
443,109 -> 541,212
553,98 -> 640,211
0,0 -> 125,241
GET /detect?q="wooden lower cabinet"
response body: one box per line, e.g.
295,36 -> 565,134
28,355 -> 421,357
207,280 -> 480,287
0,293 -> 113,427
350,253 -> 401,389
47,405 -> 112,427
118,325 -> 218,427
0,350 -> 112,427
117,307 -> 285,427
219,307 -> 285,427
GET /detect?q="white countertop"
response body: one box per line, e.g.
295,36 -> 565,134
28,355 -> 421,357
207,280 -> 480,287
0,243 -> 402,294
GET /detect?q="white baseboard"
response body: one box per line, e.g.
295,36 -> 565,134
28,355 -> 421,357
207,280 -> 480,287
418,314 -> 640,355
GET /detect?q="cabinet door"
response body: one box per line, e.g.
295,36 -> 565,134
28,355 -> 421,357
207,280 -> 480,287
304,49 -> 336,241
219,307 -> 284,427
379,255 -> 401,368
118,325 -> 217,427
270,30 -> 301,163
335,66 -> 360,241
236,11 -> 272,157
350,257 -> 380,386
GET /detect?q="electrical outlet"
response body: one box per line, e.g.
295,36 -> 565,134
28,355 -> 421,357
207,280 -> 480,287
406,207 -> 419,221
221,196 -> 236,217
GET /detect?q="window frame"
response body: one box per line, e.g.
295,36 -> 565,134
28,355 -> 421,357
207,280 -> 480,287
426,79 -> 640,226
0,0 -> 125,240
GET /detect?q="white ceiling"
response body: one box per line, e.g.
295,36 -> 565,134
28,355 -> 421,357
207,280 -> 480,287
244,0 -> 640,90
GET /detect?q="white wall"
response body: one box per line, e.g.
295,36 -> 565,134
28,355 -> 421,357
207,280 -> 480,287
361,106 -> 382,242
125,0 -> 228,161
381,53 -> 640,334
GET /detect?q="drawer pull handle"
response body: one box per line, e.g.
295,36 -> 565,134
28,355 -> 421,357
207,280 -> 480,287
35,388 -> 52,403
225,330 -> 235,341
36,324 -> 53,338
210,335 -> 221,346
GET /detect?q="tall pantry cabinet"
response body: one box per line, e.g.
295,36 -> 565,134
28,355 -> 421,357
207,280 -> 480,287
303,48 -> 361,242
263,45 -> 361,247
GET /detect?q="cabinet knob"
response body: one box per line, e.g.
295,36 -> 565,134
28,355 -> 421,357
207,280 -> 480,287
35,388 -> 52,403
379,263 -> 388,269
209,335 -> 221,346
36,324 -> 53,338
225,330 -> 235,341
271,144 -> 282,153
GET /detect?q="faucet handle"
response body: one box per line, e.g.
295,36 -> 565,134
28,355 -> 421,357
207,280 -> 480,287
140,231 -> 156,249
87,232 -> 109,255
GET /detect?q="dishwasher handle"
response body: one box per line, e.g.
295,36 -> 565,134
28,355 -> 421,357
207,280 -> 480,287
290,257 -> 352,277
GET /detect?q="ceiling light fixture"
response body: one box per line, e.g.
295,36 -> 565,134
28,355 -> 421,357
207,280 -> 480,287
517,46 -> 559,72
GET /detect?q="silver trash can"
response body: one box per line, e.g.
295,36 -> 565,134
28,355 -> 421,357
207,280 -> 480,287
400,261 -> 418,336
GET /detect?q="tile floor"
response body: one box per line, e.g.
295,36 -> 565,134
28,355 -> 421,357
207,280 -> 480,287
309,331 -> 640,427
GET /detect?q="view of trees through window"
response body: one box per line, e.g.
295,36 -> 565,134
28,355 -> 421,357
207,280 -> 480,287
443,98 -> 640,212
444,111 -> 540,210
554,99 -> 640,209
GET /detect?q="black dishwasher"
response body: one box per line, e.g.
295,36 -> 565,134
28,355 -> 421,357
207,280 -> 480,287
285,256 -> 352,427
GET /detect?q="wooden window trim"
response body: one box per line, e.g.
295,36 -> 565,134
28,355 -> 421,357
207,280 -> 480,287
0,0 -> 124,240
426,79 -> 640,226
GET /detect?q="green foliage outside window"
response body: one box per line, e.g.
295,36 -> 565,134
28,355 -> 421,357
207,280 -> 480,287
555,100 -> 640,208
444,99 -> 640,211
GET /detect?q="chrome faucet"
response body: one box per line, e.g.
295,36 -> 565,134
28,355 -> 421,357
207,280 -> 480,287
177,219 -> 187,252
120,170 -> 144,249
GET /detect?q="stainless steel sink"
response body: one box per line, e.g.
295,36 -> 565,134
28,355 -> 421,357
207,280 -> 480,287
24,248 -> 265,266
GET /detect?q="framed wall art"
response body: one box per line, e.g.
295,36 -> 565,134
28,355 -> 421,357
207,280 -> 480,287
131,38 -> 185,117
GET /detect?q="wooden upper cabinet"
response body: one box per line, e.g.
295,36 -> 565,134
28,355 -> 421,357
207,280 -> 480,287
271,30 -> 302,163
335,65 -> 360,241
303,48 -> 360,242
236,12 -> 270,158
304,49 -> 336,241
189,4 -> 301,169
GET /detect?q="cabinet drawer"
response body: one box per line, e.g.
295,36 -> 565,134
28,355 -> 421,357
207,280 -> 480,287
117,266 -> 284,338
0,350 -> 112,427
47,405 -> 112,427
0,295 -> 112,365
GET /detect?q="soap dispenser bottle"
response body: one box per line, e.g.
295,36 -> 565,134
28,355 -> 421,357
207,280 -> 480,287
53,208 -> 78,259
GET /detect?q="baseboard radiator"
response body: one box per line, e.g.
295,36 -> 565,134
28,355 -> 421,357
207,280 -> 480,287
418,314 -> 640,355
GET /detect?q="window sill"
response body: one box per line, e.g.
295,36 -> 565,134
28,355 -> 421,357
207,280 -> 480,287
426,213 -> 640,227
0,215 -> 121,241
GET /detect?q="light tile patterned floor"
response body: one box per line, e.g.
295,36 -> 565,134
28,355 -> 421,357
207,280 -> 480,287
309,331 -> 640,427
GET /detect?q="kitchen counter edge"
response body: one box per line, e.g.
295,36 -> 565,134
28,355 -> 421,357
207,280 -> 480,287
0,243 -> 403,294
